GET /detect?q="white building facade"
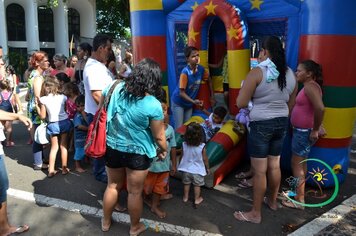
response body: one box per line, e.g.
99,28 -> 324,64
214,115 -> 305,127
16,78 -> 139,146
0,0 -> 96,58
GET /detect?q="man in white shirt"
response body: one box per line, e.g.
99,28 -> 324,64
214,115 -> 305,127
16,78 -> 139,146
83,34 -> 113,183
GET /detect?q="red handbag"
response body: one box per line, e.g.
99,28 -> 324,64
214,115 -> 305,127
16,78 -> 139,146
85,80 -> 121,158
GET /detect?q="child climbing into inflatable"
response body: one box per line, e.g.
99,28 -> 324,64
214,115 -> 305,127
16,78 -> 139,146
144,102 -> 177,218
178,122 -> 210,206
200,106 -> 227,142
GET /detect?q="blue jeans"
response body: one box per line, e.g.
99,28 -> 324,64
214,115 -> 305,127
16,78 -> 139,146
0,155 -> 9,203
248,117 -> 288,158
171,101 -> 193,129
87,113 -> 107,183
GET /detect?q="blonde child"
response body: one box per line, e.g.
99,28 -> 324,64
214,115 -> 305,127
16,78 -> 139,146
73,95 -> 88,172
144,102 -> 177,218
37,76 -> 73,177
0,80 -> 23,146
178,122 -> 209,206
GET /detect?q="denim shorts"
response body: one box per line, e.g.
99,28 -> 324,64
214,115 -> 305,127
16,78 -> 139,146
248,117 -> 288,158
47,119 -> 73,136
104,146 -> 152,170
0,155 -> 9,203
181,172 -> 205,186
292,128 -> 316,158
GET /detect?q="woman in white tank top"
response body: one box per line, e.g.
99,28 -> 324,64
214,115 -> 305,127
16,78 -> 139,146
234,36 -> 298,224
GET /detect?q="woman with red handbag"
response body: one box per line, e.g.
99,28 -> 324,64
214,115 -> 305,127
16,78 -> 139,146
101,58 -> 167,235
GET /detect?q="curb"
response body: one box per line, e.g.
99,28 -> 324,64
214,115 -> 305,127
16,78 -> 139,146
288,194 -> 356,236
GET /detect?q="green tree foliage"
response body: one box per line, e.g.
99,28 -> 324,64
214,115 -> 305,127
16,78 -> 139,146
96,0 -> 131,39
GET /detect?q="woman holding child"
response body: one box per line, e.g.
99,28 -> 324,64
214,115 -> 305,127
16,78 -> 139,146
235,36 -> 297,223
101,58 -> 167,235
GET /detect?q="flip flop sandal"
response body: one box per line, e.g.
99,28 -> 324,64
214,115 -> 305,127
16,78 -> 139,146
8,225 -> 30,235
61,167 -> 70,175
101,218 -> 111,232
233,211 -> 261,224
263,197 -> 278,211
235,171 -> 252,179
281,199 -> 305,210
237,179 -> 253,189
114,206 -> 127,212
47,171 -> 58,178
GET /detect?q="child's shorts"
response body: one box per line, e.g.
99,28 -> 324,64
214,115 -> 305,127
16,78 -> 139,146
74,147 -> 85,161
182,172 -> 205,186
47,119 -> 73,136
144,171 -> 169,195
292,127 -> 316,158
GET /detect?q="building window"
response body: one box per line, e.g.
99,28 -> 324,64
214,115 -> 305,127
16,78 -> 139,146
38,6 -> 54,42
68,8 -> 80,41
6,4 -> 26,41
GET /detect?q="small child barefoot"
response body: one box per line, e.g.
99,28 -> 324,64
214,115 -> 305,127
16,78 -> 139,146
183,196 -> 188,203
151,206 -> 166,219
75,167 -> 86,173
160,193 -> 173,200
195,196 -> 204,205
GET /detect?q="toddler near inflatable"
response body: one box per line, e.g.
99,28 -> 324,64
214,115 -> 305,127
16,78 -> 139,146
129,0 -> 356,187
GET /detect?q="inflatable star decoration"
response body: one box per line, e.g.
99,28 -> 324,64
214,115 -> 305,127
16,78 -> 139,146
250,0 -> 264,11
205,0 -> 217,15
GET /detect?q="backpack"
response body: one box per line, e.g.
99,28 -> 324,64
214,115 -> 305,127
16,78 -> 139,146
0,92 -> 14,112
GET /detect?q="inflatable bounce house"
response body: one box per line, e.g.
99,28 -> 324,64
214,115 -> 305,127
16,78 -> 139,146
129,0 -> 356,188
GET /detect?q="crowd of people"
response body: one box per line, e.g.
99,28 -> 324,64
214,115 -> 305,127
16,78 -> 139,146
0,34 -> 326,235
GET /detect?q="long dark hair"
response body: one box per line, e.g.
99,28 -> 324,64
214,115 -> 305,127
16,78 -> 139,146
262,36 -> 287,91
123,58 -> 163,101
300,60 -> 323,88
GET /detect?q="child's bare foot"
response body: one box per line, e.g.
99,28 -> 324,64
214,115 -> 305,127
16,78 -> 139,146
151,207 -> 166,219
75,167 -> 86,173
182,196 -> 188,203
160,193 -> 173,200
129,222 -> 147,236
194,197 -> 204,205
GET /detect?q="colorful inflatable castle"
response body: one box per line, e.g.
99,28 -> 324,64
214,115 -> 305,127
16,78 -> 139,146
129,0 -> 356,187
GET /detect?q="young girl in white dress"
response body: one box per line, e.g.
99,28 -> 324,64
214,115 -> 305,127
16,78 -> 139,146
178,122 -> 210,206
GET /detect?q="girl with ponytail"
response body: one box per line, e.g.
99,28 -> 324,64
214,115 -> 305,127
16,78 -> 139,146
234,36 -> 298,223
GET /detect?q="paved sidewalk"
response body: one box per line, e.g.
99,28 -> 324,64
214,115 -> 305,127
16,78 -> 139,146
289,194 -> 356,236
